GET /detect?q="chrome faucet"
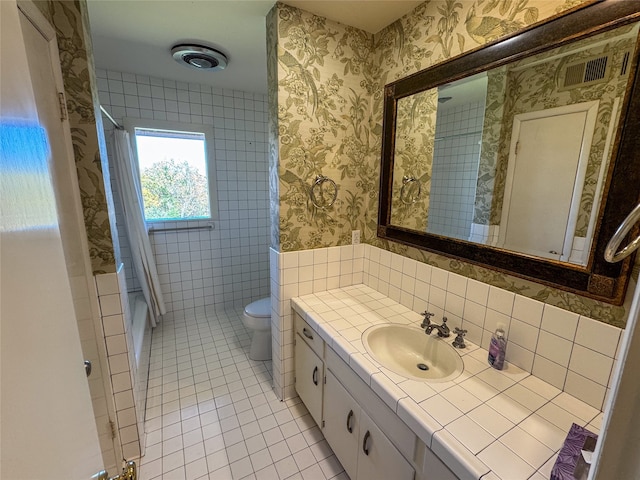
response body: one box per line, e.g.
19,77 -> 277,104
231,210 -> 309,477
420,311 -> 450,338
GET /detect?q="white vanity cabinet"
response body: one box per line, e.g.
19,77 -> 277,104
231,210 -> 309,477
293,310 -> 456,480
294,315 -> 324,426
324,370 -> 414,480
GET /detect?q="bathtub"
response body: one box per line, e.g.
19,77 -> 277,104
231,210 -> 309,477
128,292 -> 149,368
127,291 -> 152,457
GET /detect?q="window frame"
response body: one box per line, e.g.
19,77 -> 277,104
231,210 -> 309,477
123,117 -> 218,222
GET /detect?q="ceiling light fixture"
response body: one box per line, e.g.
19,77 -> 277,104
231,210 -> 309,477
171,44 -> 228,71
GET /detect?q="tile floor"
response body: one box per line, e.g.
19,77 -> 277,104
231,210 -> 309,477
138,306 -> 347,480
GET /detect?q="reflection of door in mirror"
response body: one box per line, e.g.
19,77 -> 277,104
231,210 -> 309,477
498,103 -> 598,264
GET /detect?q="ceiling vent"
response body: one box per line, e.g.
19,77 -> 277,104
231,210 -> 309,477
560,54 -> 611,90
559,48 -> 633,91
171,44 -> 228,71
620,50 -> 631,77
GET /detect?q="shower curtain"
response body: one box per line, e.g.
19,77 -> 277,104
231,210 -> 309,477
112,129 -> 165,327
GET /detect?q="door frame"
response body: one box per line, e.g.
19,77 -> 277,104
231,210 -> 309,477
498,101 -> 599,261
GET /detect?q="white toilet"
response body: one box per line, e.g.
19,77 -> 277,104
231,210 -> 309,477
242,297 -> 272,361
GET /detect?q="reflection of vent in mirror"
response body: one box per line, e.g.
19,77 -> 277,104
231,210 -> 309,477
620,51 -> 631,76
561,54 -> 611,90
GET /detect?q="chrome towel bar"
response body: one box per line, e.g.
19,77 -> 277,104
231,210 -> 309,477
400,175 -> 421,205
310,175 -> 338,209
148,224 -> 214,235
605,203 -> 640,263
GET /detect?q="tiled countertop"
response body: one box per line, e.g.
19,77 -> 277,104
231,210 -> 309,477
291,284 -> 603,480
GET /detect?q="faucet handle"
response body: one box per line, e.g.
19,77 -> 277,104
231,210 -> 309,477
453,327 -> 467,348
420,311 -> 434,328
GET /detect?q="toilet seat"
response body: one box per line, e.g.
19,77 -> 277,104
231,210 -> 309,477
244,297 -> 271,318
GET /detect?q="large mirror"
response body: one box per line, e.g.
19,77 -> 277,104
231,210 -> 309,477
379,1 -> 640,304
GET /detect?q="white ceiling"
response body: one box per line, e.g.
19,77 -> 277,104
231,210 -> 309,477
86,1 -> 422,94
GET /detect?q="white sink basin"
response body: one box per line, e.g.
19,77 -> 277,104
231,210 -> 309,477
362,324 -> 463,382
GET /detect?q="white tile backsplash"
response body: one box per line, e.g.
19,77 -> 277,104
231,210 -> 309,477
564,371 -> 607,411
271,244 -> 622,410
505,342 -> 535,372
575,315 -> 621,356
541,305 -> 579,340
512,295 -> 544,328
466,279 -> 489,306
487,287 -> 515,316
508,318 -> 539,351
568,344 -> 613,386
447,273 -> 468,298
537,331 -> 573,367
532,355 -> 568,390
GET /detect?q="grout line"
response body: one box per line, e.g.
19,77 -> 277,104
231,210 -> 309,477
139,305 -> 345,480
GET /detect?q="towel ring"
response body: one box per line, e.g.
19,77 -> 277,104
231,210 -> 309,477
605,202 -> 640,263
310,175 -> 338,209
400,175 -> 421,205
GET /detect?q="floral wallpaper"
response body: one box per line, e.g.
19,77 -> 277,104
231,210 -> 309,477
267,7 -> 281,250
474,66 -> 507,225
272,3 -> 379,251
390,89 -> 437,230
271,0 -> 636,326
43,0 -> 117,274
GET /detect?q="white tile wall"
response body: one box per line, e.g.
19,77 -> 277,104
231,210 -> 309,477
428,100 -> 485,241
271,244 -> 623,410
95,269 -> 143,460
97,69 -> 270,313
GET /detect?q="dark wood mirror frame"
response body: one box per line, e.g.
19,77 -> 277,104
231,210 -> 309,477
378,1 -> 640,305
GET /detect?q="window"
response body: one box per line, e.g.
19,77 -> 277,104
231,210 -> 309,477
125,119 -> 216,222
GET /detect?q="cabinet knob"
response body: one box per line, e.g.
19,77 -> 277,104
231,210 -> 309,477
363,430 -> 371,455
346,410 -> 354,433
312,366 -> 318,386
303,327 -> 314,340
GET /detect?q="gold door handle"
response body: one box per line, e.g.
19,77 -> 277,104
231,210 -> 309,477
93,461 -> 136,480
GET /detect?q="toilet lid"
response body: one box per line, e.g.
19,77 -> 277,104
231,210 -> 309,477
245,297 -> 271,318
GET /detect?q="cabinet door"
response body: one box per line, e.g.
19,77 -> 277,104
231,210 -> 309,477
324,370 -> 359,479
294,333 -> 323,426
357,410 -> 415,480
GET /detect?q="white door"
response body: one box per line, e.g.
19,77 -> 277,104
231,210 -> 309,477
1,1 -> 104,478
499,103 -> 598,261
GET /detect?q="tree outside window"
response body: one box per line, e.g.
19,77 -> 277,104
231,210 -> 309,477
134,128 -> 211,221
